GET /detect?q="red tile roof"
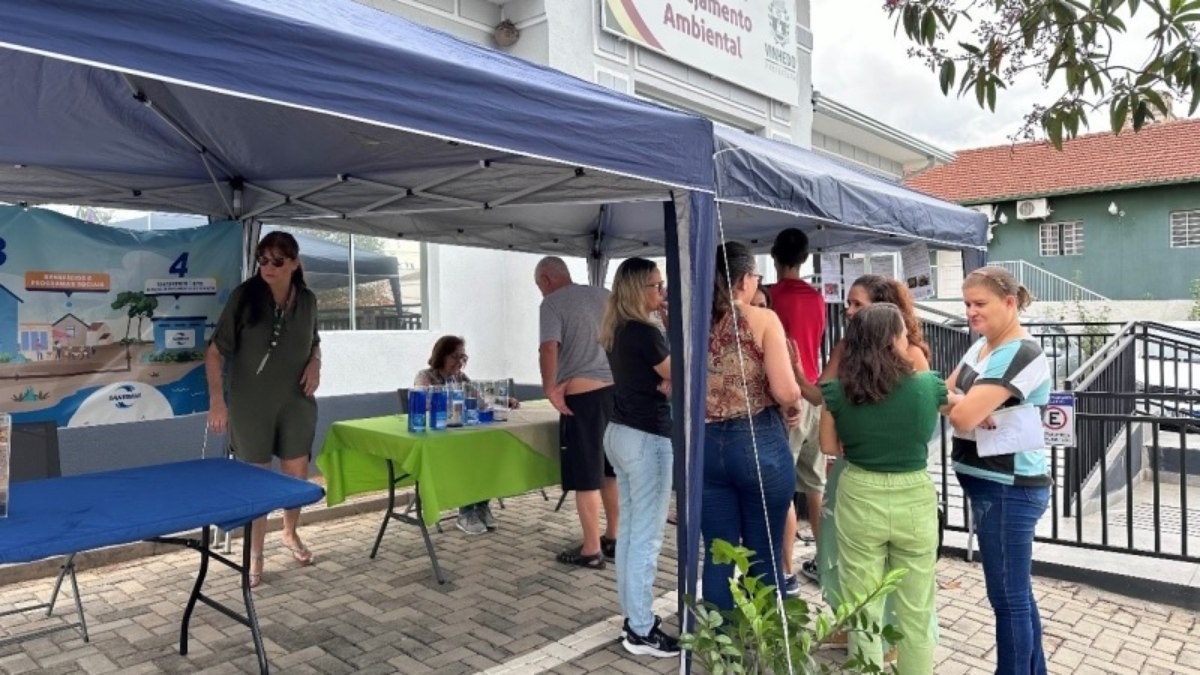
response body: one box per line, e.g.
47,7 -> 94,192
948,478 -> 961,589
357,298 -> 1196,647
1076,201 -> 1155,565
904,118 -> 1200,204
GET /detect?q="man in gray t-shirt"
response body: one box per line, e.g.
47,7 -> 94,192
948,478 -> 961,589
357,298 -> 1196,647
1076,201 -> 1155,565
536,256 -> 618,569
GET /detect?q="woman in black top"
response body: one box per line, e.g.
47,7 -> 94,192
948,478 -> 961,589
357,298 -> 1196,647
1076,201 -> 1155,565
599,257 -> 679,659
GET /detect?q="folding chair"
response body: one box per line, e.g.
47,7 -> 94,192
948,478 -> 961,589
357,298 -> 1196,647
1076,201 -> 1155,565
0,422 -> 88,645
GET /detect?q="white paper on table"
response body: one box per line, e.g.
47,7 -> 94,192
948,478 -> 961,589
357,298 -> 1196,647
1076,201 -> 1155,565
975,406 -> 1045,457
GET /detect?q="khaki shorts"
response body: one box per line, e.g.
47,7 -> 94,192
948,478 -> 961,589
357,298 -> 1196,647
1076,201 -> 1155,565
789,402 -> 825,493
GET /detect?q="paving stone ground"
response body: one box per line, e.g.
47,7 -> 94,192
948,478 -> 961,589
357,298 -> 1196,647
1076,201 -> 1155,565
1,491 -> 1198,674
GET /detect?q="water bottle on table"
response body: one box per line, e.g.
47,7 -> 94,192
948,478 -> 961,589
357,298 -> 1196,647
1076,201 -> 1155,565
407,387 -> 428,433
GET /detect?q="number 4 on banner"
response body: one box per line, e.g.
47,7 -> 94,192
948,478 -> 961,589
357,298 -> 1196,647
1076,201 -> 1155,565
169,252 -> 189,278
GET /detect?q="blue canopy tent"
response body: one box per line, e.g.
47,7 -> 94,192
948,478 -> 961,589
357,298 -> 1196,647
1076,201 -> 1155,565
0,0 -> 985,664
0,0 -> 717,649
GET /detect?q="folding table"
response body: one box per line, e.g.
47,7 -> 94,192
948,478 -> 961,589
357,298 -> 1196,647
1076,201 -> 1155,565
0,459 -> 324,674
317,401 -> 560,583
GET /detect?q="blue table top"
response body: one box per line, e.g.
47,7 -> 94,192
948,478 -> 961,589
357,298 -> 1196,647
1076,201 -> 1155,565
0,459 -> 325,564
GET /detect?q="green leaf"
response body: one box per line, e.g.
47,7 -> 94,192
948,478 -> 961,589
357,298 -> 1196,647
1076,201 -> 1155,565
958,41 -> 983,55
1133,99 -> 1150,128
1047,115 -> 1065,149
987,79 -> 998,111
1143,88 -> 1170,116
921,7 -> 938,44
939,59 -> 956,94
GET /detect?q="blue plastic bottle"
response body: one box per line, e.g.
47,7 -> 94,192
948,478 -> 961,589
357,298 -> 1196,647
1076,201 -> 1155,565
430,386 -> 448,431
407,388 -> 427,433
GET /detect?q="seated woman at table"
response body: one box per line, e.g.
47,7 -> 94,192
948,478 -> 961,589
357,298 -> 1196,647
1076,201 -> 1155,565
415,335 -> 519,536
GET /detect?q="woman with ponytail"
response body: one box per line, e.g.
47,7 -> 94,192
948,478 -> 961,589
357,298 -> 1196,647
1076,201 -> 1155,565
702,242 -> 805,611
206,231 -> 322,588
945,266 -> 1051,674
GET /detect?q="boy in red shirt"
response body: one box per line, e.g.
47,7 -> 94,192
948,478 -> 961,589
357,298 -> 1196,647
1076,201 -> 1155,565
768,228 -> 826,590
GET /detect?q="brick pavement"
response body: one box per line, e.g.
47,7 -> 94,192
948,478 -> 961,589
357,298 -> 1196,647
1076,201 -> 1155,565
0,491 -> 1197,674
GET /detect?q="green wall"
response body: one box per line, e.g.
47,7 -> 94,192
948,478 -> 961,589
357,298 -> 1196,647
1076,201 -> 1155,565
985,183 -> 1200,300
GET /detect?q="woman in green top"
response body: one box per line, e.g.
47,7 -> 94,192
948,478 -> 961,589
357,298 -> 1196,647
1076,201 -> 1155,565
206,231 -> 322,588
819,304 -> 945,674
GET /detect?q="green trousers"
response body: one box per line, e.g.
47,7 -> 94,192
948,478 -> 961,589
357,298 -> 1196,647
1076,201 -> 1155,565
835,463 -> 938,675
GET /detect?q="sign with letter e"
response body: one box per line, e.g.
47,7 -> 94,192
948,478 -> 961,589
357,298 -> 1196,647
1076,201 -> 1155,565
1043,392 -> 1075,446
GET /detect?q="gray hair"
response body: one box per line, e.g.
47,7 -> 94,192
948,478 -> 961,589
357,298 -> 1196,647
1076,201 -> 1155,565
535,256 -> 571,281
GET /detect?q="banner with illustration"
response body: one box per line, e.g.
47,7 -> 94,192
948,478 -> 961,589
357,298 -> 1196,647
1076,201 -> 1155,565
0,207 -> 242,427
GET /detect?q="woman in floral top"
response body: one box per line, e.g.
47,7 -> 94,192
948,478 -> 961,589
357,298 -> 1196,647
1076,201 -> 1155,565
701,242 -> 807,611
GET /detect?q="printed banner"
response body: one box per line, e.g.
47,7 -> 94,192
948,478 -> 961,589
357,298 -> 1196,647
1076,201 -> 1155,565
0,207 -> 242,428
819,253 -> 842,304
900,242 -> 934,300
601,0 -> 800,103
0,412 -> 9,518
841,258 -> 865,302
869,254 -> 896,279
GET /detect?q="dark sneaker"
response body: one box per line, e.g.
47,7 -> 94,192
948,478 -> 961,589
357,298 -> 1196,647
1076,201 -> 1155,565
622,617 -> 680,658
784,574 -> 802,598
478,503 -> 497,531
800,559 -> 820,583
455,509 -> 487,535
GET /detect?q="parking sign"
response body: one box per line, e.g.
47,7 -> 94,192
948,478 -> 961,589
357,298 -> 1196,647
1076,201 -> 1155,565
1043,392 -> 1075,446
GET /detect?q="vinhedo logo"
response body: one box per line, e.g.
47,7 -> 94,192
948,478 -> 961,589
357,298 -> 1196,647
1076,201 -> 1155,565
109,384 -> 142,409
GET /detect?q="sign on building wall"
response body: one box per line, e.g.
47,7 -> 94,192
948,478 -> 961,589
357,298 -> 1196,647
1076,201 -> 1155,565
601,0 -> 800,103
0,207 -> 241,428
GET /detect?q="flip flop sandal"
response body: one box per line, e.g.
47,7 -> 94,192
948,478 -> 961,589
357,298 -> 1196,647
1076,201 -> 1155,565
248,554 -> 264,589
556,545 -> 605,569
600,536 -> 617,559
282,541 -> 314,566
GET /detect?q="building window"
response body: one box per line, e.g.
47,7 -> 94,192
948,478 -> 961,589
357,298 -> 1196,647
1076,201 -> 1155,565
268,226 -> 426,332
1039,221 -> 1084,256
1170,209 -> 1200,248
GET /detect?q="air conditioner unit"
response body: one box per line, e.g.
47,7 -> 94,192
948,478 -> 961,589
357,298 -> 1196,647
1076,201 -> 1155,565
971,204 -> 996,222
1016,198 -> 1051,220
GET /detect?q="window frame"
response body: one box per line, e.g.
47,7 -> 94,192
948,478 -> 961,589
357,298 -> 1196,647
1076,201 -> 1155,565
1169,209 -> 1200,249
1038,220 -> 1084,257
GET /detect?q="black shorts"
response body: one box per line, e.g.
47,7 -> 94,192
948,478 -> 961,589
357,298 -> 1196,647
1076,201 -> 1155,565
560,386 -> 615,491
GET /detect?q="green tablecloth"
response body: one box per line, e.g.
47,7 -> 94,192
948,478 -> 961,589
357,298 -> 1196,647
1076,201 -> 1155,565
316,401 -> 561,525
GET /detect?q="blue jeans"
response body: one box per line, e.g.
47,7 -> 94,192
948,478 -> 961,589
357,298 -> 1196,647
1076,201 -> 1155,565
604,422 -> 674,636
702,407 -> 795,611
958,473 -> 1050,675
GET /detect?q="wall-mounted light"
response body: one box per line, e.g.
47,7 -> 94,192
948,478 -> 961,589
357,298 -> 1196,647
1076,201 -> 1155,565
998,212 -> 1009,225
1108,201 -> 1125,217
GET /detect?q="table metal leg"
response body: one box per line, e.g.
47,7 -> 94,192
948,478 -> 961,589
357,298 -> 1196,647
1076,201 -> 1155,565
369,460 -> 398,559
368,460 -> 445,584
412,484 -> 445,585
554,490 -> 570,512
166,523 -> 270,674
0,553 -> 88,646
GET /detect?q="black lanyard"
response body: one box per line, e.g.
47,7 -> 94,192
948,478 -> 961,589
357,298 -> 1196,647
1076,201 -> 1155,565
255,289 -> 292,375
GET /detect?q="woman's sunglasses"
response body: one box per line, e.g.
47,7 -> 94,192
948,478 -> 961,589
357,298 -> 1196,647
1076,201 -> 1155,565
257,255 -> 290,268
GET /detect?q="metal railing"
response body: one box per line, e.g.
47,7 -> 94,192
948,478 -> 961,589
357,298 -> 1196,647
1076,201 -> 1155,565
990,260 -> 1109,302
933,320 -> 1200,563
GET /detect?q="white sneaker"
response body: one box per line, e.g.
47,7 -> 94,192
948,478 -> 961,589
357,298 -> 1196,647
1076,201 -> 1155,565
455,509 -> 487,535
478,503 -> 497,530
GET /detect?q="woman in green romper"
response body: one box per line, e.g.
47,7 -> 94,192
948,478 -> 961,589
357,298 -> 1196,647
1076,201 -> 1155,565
205,231 -> 322,588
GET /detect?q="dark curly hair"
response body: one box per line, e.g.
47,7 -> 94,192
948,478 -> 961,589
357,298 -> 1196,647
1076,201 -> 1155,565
427,335 -> 465,370
849,274 -> 930,359
839,303 -> 914,405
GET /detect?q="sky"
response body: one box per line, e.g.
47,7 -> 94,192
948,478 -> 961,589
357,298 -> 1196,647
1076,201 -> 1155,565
809,1 -> 1177,152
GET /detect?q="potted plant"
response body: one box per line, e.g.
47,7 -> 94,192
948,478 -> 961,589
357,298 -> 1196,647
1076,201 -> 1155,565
680,539 -> 905,674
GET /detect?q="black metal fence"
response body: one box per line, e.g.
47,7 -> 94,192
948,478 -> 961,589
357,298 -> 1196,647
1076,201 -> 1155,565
928,320 -> 1200,563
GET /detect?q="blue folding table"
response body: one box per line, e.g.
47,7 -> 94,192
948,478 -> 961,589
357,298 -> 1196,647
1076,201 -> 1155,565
0,459 -> 324,674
